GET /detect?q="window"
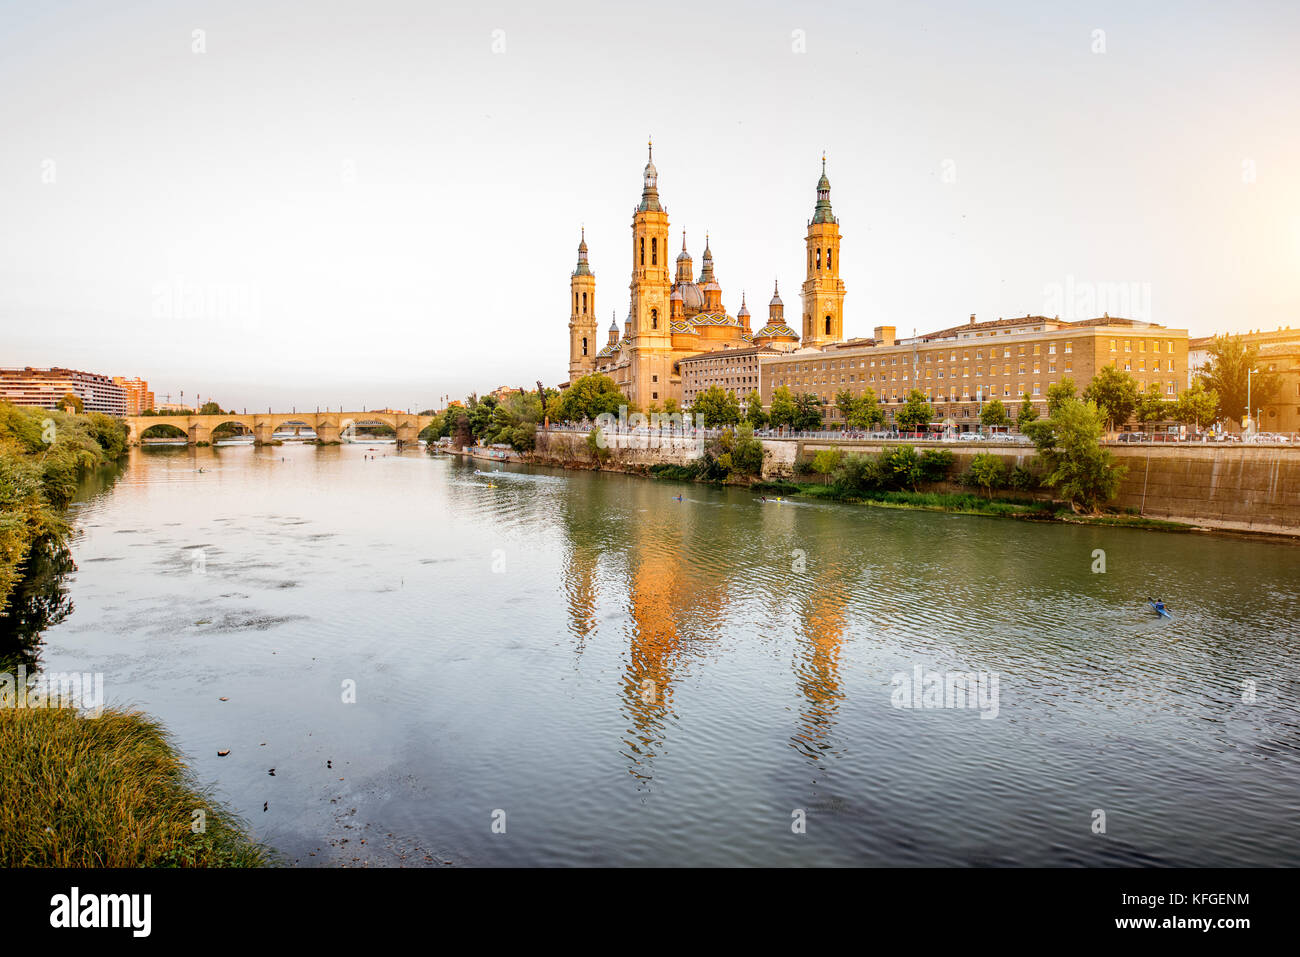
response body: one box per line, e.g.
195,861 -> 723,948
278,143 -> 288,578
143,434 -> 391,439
652,375 -> 658,383
582,337 -> 588,356
651,308 -> 658,329
817,248 -> 822,270
1033,382 -> 1041,395
640,237 -> 645,266
1033,344 -> 1040,355
582,292 -> 587,314
1110,340 -> 1116,351
825,316 -> 832,335
1124,340 -> 1131,352
827,248 -> 833,270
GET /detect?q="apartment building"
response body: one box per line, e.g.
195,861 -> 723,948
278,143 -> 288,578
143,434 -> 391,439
760,315 -> 1189,429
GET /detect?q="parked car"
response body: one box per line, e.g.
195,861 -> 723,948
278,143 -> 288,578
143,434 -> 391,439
958,431 -> 986,441
1117,432 -> 1148,443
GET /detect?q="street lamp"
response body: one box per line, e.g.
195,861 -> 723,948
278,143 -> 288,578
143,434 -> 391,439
1247,367 -> 1260,435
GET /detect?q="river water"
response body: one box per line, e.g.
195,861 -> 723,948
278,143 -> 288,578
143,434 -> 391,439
14,443 -> 1300,866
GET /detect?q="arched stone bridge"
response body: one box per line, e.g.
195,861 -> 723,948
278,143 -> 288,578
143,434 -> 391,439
125,411 -> 436,447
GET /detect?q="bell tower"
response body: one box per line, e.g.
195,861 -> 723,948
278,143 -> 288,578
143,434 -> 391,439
568,228 -> 597,381
629,139 -> 671,346
801,155 -> 846,348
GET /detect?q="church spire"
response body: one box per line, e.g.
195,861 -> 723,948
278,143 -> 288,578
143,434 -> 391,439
638,137 -> 661,212
572,226 -> 592,276
813,154 -> 835,224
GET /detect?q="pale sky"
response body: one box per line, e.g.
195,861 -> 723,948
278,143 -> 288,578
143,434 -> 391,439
1,0 -> 1298,410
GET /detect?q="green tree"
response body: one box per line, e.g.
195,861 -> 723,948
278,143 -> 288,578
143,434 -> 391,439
1029,398 -> 1127,514
792,393 -> 824,431
1045,377 -> 1077,417
1082,365 -> 1139,431
1198,334 -> 1281,425
1017,392 -> 1039,426
198,401 -> 223,415
878,445 -> 923,491
1135,383 -> 1169,428
918,449 -> 954,483
692,386 -> 742,428
743,390 -> 769,429
831,452 -> 880,496
768,386 -> 798,430
811,447 -> 843,483
895,389 -> 933,432
487,391 -> 544,450
59,393 -> 83,414
662,397 -> 681,416
731,423 -> 765,475
966,452 -> 1006,498
980,399 -> 1009,430
1174,380 -> 1219,430
553,374 -> 629,424
836,388 -> 884,430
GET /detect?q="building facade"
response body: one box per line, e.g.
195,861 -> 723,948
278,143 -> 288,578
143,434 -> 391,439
1188,327 -> 1300,432
565,144 -> 836,409
760,315 -> 1189,429
0,367 -> 128,415
112,376 -> 154,415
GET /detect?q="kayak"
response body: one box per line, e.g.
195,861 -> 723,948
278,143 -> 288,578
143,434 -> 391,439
1149,601 -> 1172,618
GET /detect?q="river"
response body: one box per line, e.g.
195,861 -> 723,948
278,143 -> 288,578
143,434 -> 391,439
10,443 -> 1300,866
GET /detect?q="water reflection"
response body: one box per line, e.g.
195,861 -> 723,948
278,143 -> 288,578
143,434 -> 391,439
0,538 -> 76,671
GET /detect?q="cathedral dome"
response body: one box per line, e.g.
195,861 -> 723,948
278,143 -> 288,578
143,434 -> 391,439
676,282 -> 705,313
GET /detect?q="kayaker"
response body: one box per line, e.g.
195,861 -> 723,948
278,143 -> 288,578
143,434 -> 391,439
1154,598 -> 1166,614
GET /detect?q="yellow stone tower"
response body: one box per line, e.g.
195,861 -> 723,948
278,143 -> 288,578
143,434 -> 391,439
801,156 -> 846,348
568,228 -> 597,381
627,140 -> 673,408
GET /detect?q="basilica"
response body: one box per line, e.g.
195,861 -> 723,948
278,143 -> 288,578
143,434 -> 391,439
564,144 -> 846,409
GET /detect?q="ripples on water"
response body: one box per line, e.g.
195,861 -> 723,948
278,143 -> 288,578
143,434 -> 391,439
25,443 -> 1300,866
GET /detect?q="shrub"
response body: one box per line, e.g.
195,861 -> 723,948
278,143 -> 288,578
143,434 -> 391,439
966,452 -> 1006,498
878,445 -> 922,491
918,449 -> 954,483
832,452 -> 879,496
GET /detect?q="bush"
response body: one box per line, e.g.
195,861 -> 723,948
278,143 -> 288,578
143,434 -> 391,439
878,445 -> 922,491
831,452 -> 879,496
918,449 -> 954,482
730,424 -> 765,476
965,452 -> 1006,498
1008,463 -> 1037,490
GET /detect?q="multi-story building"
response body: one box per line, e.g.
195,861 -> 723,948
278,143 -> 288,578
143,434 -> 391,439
760,314 -> 1189,430
112,376 -> 154,414
564,143 -> 837,409
1188,327 -> 1300,431
0,367 -> 128,415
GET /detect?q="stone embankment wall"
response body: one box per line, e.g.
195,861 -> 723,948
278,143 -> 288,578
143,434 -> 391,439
527,430 -> 1300,536
794,438 -> 1300,535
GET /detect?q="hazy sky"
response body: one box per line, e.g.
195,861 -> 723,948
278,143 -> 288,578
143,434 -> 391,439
2,0 -> 1298,410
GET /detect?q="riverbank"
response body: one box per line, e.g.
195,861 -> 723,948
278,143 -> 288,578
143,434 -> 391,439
0,403 -> 129,617
748,480 -> 1201,534
0,704 -> 267,866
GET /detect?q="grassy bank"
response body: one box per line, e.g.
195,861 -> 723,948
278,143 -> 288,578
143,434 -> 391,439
0,402 -> 129,614
750,479 -> 1195,531
0,705 -> 267,867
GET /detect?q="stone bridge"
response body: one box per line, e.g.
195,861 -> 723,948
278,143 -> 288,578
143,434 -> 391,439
125,411 -> 436,447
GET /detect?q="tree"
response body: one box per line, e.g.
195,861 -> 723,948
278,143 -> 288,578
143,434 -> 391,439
1082,366 -> 1139,431
879,445 -> 923,491
487,391 -> 544,450
1174,380 -> 1219,430
792,393 -> 824,432
1017,392 -> 1039,426
895,390 -> 933,432
444,405 -> 472,449
1029,397 -> 1127,514
199,401 -> 223,415
811,448 -> 843,483
967,452 -> 1006,499
1046,377 -> 1077,417
1135,383 -> 1169,428
1198,334 -> 1281,425
59,393 -> 83,414
836,388 -> 884,430
768,386 -> 798,429
467,395 -> 498,440
980,399 -> 1009,430
731,423 -> 765,475
662,397 -> 681,416
691,386 -> 742,428
743,391 -> 768,429
552,374 -> 628,424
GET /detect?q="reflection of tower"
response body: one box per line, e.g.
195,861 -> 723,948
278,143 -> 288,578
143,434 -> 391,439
801,156 -> 846,348
621,544 -> 682,782
562,543 -> 599,652
791,581 -> 847,764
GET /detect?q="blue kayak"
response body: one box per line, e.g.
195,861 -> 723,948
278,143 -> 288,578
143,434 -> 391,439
1149,601 -> 1172,618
